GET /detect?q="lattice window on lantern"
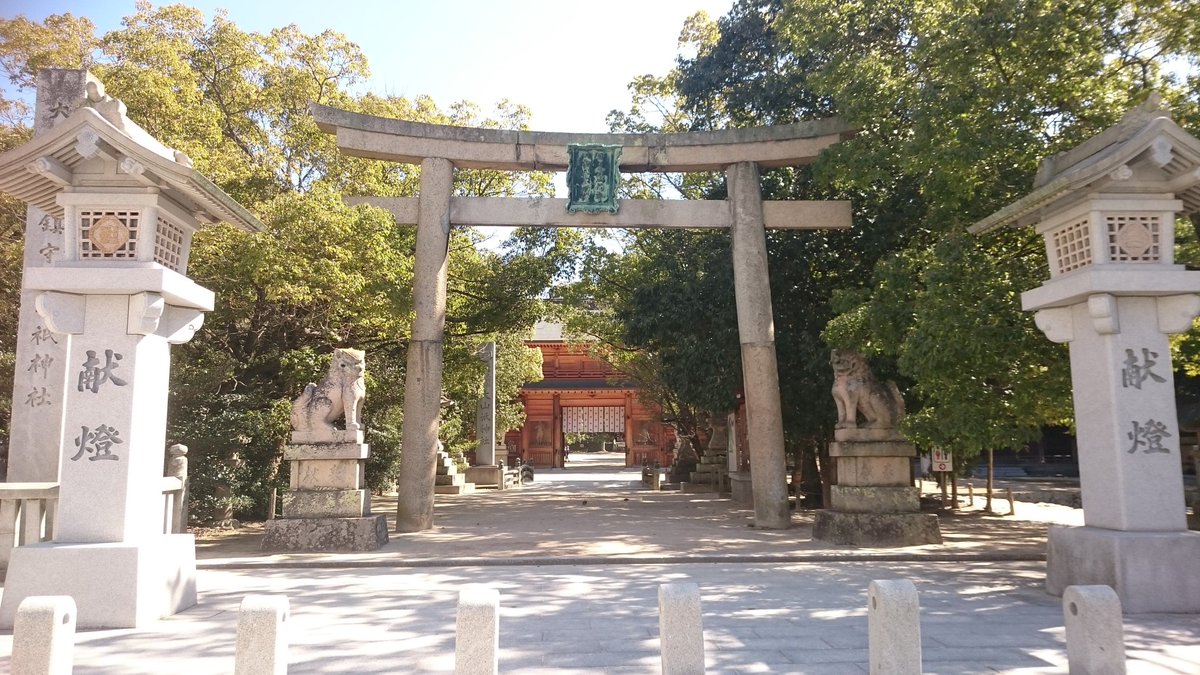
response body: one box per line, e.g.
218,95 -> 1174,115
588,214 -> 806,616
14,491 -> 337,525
1106,213 -> 1161,263
1049,218 -> 1093,274
154,217 -> 186,272
79,210 -> 139,260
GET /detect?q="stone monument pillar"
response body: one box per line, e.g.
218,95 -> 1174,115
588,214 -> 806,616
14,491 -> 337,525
263,349 -> 388,551
476,341 -> 497,466
972,100 -> 1200,612
464,341 -> 505,488
813,350 -> 941,546
6,69 -> 92,483
0,70 -> 263,628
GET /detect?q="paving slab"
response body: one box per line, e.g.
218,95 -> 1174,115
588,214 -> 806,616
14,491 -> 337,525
1,452 -> 1197,673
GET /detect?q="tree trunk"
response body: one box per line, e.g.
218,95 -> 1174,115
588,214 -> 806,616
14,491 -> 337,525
800,442 -> 822,505
818,441 -> 835,509
986,448 -> 995,513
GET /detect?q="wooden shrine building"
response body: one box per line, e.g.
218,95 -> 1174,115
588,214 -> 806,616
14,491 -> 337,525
504,322 -> 674,469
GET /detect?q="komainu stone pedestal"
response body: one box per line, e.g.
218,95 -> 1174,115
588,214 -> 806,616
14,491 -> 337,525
261,515 -> 388,552
813,432 -> 941,547
262,435 -> 387,552
1046,526 -> 1200,613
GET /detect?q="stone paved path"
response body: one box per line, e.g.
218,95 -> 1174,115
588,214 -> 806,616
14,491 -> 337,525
3,451 -> 1199,673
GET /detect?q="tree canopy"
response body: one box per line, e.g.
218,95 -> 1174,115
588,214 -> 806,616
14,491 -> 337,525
573,0 -> 1200,473
0,3 -> 564,518
2,0 -> 1200,516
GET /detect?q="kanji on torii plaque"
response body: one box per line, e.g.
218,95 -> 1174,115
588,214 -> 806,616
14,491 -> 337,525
566,144 -> 621,214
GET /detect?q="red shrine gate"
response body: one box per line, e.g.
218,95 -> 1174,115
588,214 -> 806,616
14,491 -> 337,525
504,325 -> 674,468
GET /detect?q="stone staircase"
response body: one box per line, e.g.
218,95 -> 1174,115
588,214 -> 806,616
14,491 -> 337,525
435,449 -> 476,495
683,449 -> 728,494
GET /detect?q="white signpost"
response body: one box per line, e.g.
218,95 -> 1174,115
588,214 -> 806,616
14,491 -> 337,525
931,449 -> 953,474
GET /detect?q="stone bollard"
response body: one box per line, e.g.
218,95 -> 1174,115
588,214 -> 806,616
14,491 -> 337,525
235,595 -> 290,675
455,585 -> 499,675
868,580 -> 921,675
659,582 -> 705,674
1063,585 -> 1126,675
12,596 -> 76,675
167,444 -> 189,532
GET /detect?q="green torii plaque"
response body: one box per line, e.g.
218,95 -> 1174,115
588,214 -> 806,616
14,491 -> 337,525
566,144 -> 621,213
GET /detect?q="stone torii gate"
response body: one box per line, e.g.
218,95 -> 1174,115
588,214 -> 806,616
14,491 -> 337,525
311,104 -> 855,531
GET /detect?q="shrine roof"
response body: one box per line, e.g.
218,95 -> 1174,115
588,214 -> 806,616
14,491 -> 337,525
0,105 -> 262,231
522,378 -> 634,391
311,103 -> 856,172
971,100 -> 1200,234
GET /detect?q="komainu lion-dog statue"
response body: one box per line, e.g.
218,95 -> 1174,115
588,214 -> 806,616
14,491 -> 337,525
291,348 -> 366,440
830,349 -> 904,431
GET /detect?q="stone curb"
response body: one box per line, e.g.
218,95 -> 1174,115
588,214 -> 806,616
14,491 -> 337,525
198,550 -> 1044,571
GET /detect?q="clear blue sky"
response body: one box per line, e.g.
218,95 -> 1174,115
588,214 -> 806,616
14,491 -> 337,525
5,0 -> 734,133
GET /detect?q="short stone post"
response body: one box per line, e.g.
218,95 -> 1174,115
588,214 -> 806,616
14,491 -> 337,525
12,596 -> 76,675
167,444 -> 188,533
235,595 -> 289,675
1063,585 -> 1126,675
868,580 -> 921,675
455,586 -> 499,675
659,582 -> 705,674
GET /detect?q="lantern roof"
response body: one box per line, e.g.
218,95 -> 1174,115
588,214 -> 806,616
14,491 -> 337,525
971,97 -> 1200,235
0,101 -> 262,232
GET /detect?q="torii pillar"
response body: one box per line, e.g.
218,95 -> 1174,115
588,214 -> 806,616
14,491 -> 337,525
396,158 -> 452,532
728,161 -> 791,528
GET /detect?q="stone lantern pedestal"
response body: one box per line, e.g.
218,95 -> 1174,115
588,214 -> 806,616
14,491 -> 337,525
0,70 -> 262,628
972,99 -> 1200,612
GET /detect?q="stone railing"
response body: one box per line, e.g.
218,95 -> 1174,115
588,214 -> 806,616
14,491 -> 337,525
0,444 -> 190,575
0,482 -> 59,570
10,580 -> 1129,674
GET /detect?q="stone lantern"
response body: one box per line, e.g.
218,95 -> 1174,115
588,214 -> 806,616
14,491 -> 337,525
972,96 -> 1200,612
0,70 -> 261,628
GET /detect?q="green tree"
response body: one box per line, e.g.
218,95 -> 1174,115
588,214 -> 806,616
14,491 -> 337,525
789,0 -> 1200,463
587,0 -> 1199,490
0,6 -> 565,519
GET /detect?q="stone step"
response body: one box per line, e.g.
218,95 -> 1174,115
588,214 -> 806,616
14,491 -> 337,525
435,483 -> 475,495
437,465 -> 459,476
680,482 -> 725,495
700,453 -> 727,465
436,474 -> 464,487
